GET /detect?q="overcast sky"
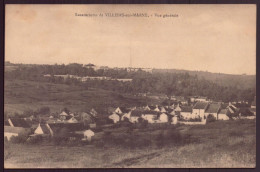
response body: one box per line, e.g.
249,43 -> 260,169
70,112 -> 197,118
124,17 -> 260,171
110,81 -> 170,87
5,4 -> 256,75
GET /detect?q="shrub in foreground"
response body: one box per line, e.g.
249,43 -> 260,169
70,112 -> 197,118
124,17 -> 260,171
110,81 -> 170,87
9,134 -> 28,144
207,114 -> 216,123
26,135 -> 43,144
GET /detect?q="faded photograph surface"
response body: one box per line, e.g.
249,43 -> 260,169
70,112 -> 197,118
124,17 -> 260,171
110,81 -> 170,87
4,4 -> 256,168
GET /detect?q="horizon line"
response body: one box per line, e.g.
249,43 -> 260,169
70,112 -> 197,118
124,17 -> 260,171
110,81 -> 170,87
5,60 -> 256,76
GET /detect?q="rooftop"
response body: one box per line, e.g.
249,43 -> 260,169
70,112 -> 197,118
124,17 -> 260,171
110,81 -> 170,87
9,118 -> 31,128
118,107 -> 131,113
219,109 -> 228,114
181,106 -> 192,113
130,110 -> 143,117
205,103 -> 221,113
193,102 -> 208,109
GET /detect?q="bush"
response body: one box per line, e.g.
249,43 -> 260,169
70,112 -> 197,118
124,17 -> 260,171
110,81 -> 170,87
134,138 -> 152,148
36,106 -> 50,116
27,135 -> 43,144
9,134 -> 28,144
67,138 -> 83,146
165,129 -> 184,145
52,136 -> 68,145
229,130 -> 244,137
94,140 -> 105,148
155,133 -> 165,148
135,119 -> 148,129
154,127 -> 189,147
207,114 -> 216,123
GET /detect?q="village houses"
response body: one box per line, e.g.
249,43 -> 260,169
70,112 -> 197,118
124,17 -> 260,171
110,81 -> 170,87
192,101 -> 209,119
4,94 -> 256,142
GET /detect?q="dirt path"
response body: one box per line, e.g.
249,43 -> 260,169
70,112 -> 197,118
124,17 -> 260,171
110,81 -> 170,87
109,152 -> 161,167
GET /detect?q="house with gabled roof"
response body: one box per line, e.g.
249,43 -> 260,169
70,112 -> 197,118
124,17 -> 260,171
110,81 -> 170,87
128,110 -> 142,123
164,107 -> 173,113
4,126 -> 31,141
34,123 -> 53,136
218,109 -> 230,120
153,105 -> 161,112
67,116 -> 79,123
157,113 -> 169,123
121,110 -> 133,121
204,103 -> 221,119
227,104 -> 238,115
169,109 -> 176,116
180,106 -> 193,119
34,122 -> 84,137
159,106 -> 167,113
4,118 -> 31,140
83,129 -> 95,141
90,108 -> 98,116
144,105 -> 156,111
7,118 -> 31,128
59,111 -> 69,121
238,108 -> 254,117
108,113 -> 121,123
141,111 -> 160,123
169,103 -> 175,109
114,107 -> 131,114
174,104 -> 182,112
80,112 -> 95,124
192,102 -> 209,118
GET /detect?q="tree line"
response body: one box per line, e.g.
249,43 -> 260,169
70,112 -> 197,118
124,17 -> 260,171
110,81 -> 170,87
5,63 -> 256,103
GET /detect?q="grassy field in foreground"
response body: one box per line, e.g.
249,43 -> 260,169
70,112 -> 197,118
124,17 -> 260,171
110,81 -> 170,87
4,119 -> 256,168
4,79 -> 158,114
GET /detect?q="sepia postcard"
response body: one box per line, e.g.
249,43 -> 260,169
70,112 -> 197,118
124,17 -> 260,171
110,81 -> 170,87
4,4 -> 256,168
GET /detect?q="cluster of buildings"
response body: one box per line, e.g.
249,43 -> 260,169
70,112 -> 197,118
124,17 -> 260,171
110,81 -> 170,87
4,96 -> 256,143
4,109 -> 99,142
108,97 -> 256,124
43,74 -> 133,82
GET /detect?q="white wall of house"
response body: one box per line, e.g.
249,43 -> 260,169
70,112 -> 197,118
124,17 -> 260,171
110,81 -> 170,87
192,109 -> 205,118
159,113 -> 168,123
84,129 -> 95,141
121,112 -> 131,121
142,114 -> 156,123
34,125 -> 44,134
4,132 -> 18,141
160,107 -> 167,113
129,116 -> 139,123
218,114 -> 229,120
144,106 -> 150,111
174,106 -> 182,112
67,117 -> 78,123
114,108 -> 123,114
180,112 -> 192,119
170,111 -> 176,116
154,107 -> 160,112
171,116 -> 178,124
109,113 -> 120,123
